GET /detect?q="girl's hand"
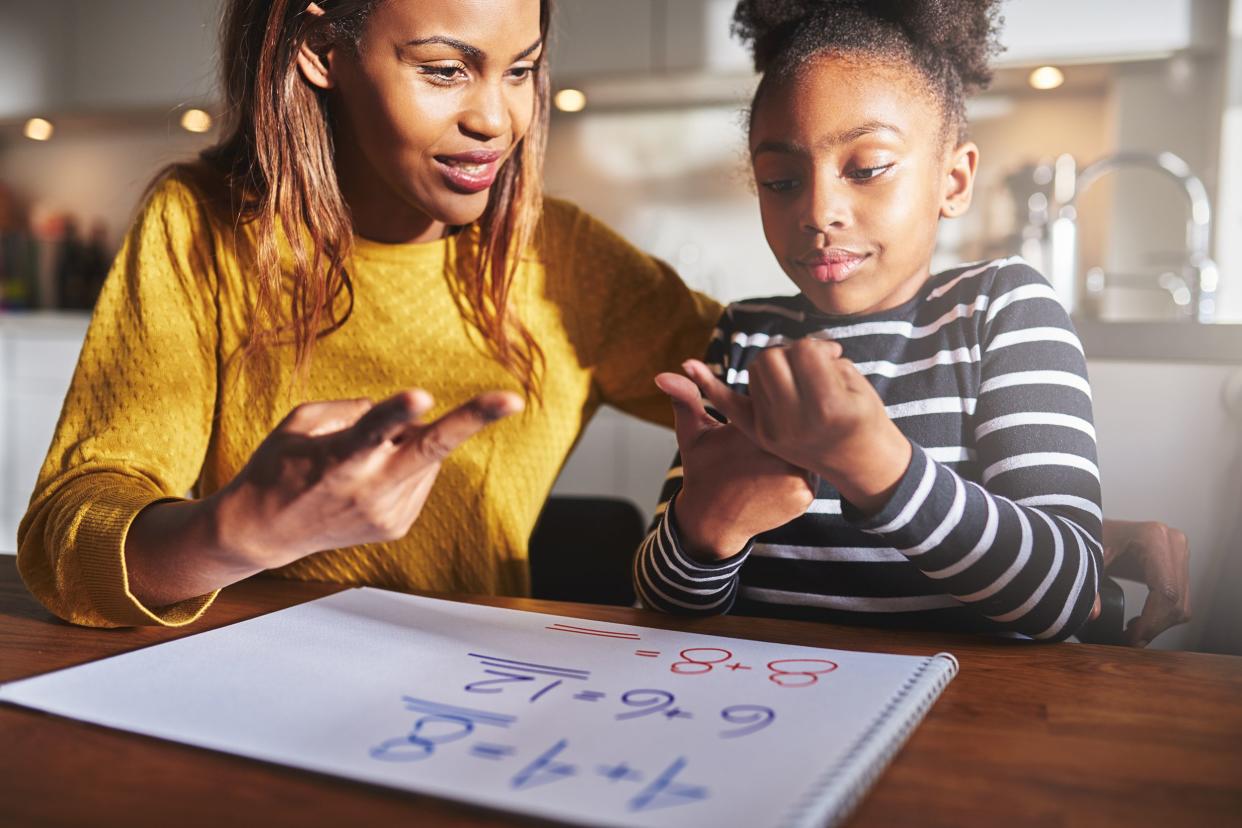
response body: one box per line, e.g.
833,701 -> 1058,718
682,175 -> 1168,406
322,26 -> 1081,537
655,372 -> 815,562
212,389 -> 524,571
681,340 -> 912,516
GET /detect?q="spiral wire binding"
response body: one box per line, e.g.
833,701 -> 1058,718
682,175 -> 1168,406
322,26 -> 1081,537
777,652 -> 959,828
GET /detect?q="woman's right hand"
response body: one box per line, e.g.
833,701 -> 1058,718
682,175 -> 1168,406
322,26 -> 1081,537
656,372 -> 815,563
125,389 -> 523,607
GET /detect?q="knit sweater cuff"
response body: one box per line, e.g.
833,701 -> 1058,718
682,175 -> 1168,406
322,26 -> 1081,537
76,487 -> 219,627
840,442 -> 932,536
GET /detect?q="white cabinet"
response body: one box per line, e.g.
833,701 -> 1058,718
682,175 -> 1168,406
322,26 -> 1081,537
0,0 -> 221,118
0,1 -> 67,119
997,0 -> 1218,66
550,0 -> 658,77
549,0 -> 751,79
549,0 -> 1221,82
0,313 -> 89,551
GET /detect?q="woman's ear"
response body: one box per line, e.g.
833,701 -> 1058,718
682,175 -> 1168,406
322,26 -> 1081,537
940,141 -> 979,219
297,2 -> 335,91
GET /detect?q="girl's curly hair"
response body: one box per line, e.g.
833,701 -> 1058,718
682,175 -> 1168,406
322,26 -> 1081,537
734,0 -> 1004,141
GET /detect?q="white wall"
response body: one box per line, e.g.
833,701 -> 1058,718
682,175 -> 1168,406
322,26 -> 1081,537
1214,0 -> 1242,319
1089,360 -> 1242,652
544,105 -> 789,304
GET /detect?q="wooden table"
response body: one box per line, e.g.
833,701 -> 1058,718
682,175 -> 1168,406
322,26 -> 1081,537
2,556 -> 1240,828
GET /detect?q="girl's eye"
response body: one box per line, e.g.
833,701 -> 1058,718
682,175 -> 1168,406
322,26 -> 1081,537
420,65 -> 467,84
760,178 -> 800,193
508,65 -> 536,81
846,163 -> 894,182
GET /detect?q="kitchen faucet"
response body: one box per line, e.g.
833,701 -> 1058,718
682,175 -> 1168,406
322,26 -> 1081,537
1044,151 -> 1218,323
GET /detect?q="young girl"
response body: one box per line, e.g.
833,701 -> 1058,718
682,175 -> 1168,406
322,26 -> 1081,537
18,0 -> 719,628
635,0 -> 1103,641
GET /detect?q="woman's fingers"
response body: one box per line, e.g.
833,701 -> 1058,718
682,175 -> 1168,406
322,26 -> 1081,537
681,359 -> 757,436
402,390 -> 525,463
1125,526 -> 1192,647
278,397 -> 375,436
330,389 -> 436,458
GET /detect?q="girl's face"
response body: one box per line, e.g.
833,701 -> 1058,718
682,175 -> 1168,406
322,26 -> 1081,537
302,0 -> 542,243
749,53 -> 978,316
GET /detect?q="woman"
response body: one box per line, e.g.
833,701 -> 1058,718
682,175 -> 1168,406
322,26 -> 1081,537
17,0 -> 719,627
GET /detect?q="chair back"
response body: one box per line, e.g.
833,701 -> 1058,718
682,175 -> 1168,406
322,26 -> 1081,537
528,496 -> 644,606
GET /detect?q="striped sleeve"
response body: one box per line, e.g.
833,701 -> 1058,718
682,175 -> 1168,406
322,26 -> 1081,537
633,310 -> 751,615
632,492 -> 751,614
844,266 -> 1102,641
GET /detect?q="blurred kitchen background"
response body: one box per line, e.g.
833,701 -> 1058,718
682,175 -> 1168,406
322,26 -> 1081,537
1,0 -> 1240,653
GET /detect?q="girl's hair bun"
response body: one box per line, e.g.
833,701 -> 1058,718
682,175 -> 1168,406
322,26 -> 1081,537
730,0 -> 1003,94
733,0 -> 1003,134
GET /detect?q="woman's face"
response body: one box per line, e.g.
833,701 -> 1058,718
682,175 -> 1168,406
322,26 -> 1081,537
311,0 -> 542,243
749,53 -> 976,316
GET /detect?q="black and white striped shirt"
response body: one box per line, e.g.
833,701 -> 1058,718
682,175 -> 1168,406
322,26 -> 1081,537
634,257 -> 1103,642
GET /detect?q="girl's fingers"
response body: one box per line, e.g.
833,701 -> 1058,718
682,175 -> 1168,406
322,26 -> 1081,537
400,390 -> 524,464
330,389 -> 435,458
655,372 -> 720,447
787,339 -> 849,394
682,359 -> 757,437
655,372 -> 708,412
751,345 -> 798,408
814,337 -> 844,359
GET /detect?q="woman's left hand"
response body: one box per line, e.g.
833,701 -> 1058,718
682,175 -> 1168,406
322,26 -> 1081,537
1102,519 -> 1192,647
681,339 -> 912,515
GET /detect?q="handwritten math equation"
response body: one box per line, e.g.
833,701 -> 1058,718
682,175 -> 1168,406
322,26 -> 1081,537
370,696 -> 711,813
367,629 -> 841,814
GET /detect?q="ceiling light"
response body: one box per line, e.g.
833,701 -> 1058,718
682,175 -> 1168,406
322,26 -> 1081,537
1028,66 -> 1065,91
554,89 -> 587,113
180,108 -> 213,133
23,117 -> 54,141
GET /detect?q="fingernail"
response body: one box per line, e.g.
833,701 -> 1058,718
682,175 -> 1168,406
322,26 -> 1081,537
482,398 -> 522,422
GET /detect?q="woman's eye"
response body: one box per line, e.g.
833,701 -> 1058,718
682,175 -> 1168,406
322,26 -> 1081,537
847,164 -> 894,182
760,179 -> 800,193
508,65 -> 536,81
420,65 -> 467,83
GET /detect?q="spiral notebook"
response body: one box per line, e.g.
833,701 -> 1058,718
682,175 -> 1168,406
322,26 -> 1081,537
0,587 -> 957,827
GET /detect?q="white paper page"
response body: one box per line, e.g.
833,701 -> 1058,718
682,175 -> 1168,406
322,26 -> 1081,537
0,588 -> 955,828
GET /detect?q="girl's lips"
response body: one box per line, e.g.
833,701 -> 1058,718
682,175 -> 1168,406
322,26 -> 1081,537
800,250 -> 868,283
434,151 -> 504,194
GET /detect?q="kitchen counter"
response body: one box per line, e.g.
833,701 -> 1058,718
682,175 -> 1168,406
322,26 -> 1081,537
1075,317 -> 1242,363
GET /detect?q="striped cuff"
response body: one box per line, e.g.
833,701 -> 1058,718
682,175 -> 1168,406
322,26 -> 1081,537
76,485 -> 219,627
664,493 -> 754,573
841,442 -> 934,536
634,495 -> 750,614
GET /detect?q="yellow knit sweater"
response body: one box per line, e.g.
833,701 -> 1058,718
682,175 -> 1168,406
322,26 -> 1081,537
17,176 -> 720,628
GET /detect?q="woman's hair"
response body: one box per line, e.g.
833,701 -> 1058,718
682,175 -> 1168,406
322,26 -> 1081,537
733,0 -> 1003,142
182,0 -> 551,395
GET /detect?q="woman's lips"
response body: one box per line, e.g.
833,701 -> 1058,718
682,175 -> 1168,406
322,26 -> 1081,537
434,150 -> 505,194
800,249 -> 868,283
